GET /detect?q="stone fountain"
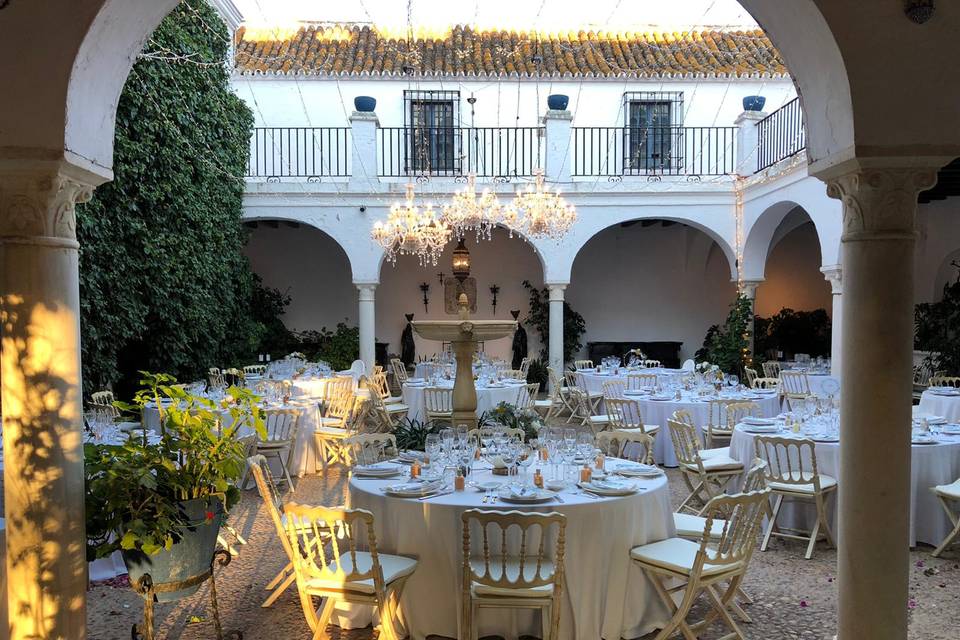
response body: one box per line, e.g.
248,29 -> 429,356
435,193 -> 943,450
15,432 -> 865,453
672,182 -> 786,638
411,293 -> 517,428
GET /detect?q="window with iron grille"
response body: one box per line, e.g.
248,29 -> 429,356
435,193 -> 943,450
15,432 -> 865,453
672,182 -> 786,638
404,90 -> 461,174
623,92 -> 684,173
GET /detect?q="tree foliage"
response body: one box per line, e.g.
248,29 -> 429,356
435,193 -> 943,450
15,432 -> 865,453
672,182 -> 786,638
695,294 -> 753,375
77,1 -> 272,396
915,276 -> 960,375
753,307 -> 831,361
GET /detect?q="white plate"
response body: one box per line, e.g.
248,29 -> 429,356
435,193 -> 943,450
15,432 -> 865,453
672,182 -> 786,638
579,480 -> 638,496
743,417 -> 776,426
613,463 -> 662,478
354,464 -> 402,477
811,435 -> 839,443
497,486 -> 557,503
623,389 -> 649,396
912,438 -> 938,445
649,395 -> 673,401
741,424 -> 780,434
383,481 -> 444,498
398,450 -> 426,463
469,481 -> 502,492
940,425 -> 960,435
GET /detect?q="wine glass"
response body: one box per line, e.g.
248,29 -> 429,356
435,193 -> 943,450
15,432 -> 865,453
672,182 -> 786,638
424,434 -> 441,470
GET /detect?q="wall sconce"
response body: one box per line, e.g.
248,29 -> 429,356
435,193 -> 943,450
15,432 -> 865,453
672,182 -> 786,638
419,282 -> 430,313
490,285 -> 500,315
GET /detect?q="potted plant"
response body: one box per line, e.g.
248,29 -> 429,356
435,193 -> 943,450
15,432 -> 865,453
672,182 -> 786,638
84,372 -> 264,602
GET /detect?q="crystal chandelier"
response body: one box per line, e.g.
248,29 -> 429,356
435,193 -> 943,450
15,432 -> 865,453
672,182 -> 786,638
441,173 -> 502,241
371,183 -> 451,266
511,169 -> 577,240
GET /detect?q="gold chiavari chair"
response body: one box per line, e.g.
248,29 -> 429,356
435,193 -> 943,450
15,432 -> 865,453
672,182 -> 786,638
630,490 -> 770,640
534,368 -> 568,419
595,429 -> 656,464
285,503 -> 417,640
929,375 -> 960,388
626,373 -> 658,390
754,435 -> 837,559
244,364 -> 267,377
208,367 -> 226,389
605,397 -> 660,436
515,382 -> 540,411
390,358 -> 409,389
563,370 -> 602,422
779,370 -> 812,411
315,388 -> 359,469
90,389 -> 120,420
364,386 -> 408,433
461,509 -> 566,640
370,371 -> 404,405
253,408 -> 301,489
345,433 -> 398,465
519,357 -> 532,377
602,379 -> 626,399
668,416 -> 744,515
573,359 -> 594,370
930,478 -> 960,557
423,387 -> 454,426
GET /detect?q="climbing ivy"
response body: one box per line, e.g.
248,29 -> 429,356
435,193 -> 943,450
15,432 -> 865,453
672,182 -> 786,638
77,0 -> 271,397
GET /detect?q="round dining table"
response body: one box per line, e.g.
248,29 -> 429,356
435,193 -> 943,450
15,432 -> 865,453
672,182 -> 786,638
343,461 -> 675,640
729,423 -> 960,547
918,388 -> 960,422
402,380 -> 526,423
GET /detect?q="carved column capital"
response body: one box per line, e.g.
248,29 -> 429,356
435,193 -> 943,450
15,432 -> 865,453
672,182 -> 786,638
740,280 -> 763,300
826,167 -> 938,242
820,264 -> 843,294
0,169 -> 94,248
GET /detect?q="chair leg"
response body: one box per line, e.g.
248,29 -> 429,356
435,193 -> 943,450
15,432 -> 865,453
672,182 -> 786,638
648,573 -> 699,640
311,597 -> 336,640
817,493 -> 837,549
705,581 -> 747,640
761,494 -> 784,552
223,523 -> 247,547
932,497 -> 960,557
279,451 -> 296,491
262,571 -> 296,608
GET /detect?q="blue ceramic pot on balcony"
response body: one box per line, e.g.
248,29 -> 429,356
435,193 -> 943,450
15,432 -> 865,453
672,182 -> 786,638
742,95 -> 766,111
547,94 -> 569,110
354,96 -> 377,112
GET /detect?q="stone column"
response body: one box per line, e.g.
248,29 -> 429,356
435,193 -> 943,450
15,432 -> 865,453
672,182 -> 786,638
547,284 -> 566,376
740,280 -> 763,366
826,166 -> 939,640
542,109 -> 572,183
348,110 -> 379,190
821,264 -> 843,377
734,109 -> 766,175
356,283 -> 377,374
1,162 -> 96,640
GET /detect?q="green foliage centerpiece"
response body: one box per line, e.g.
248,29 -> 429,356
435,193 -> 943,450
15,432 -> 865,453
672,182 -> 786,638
84,372 -> 264,601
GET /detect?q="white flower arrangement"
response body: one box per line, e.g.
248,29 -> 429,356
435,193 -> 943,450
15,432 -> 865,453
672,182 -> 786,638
695,361 -> 712,373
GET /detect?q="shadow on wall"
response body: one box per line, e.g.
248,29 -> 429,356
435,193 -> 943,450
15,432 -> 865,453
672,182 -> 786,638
1,294 -> 87,637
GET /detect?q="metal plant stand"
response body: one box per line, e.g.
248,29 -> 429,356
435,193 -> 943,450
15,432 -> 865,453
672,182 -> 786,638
131,549 -> 242,640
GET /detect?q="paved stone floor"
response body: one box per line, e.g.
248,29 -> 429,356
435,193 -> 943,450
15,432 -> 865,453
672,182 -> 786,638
87,462 -> 960,640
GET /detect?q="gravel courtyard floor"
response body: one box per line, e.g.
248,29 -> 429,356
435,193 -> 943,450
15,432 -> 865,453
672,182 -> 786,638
87,463 -> 960,640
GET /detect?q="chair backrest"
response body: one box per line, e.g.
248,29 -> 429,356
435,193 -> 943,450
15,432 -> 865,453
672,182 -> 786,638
344,433 -> 398,464
626,373 -> 657,390
284,503 -> 386,596
643,359 -> 661,369
666,416 -> 704,470
263,408 -> 300,442
423,387 -> 453,413
515,382 -> 540,410
742,459 -> 768,493
780,371 -> 811,396
247,454 -> 296,557
563,370 -> 582,391
502,369 -> 525,380
724,401 -> 759,429
519,357 -> 531,376
369,371 -> 392,400
468,426 -> 525,443
762,361 -> 782,379
705,399 -> 737,440
694,490 -> 770,572
743,366 -> 758,388
243,364 -> 267,376
462,509 -> 566,593
574,359 -> 594,371
373,365 -> 384,375
754,436 -> 823,491
90,390 -> 119,419
346,359 -> 366,380
208,368 -> 226,389
596,429 -> 655,464
602,380 -> 626,399
547,367 -> 566,400
605,397 -> 645,431
752,377 -> 780,390
390,358 -> 409,385
930,375 -> 960,388
323,377 -> 355,416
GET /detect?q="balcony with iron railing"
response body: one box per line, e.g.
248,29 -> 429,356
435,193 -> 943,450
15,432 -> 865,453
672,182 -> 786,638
244,107 -> 807,184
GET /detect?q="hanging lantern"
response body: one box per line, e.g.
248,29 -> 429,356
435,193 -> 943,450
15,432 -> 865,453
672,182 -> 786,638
451,238 -> 471,283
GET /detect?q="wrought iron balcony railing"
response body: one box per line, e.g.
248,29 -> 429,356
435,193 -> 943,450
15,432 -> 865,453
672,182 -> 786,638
247,127 -> 351,179
756,97 -> 806,171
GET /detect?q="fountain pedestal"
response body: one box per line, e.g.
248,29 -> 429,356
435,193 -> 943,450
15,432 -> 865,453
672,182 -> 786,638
411,294 -> 517,428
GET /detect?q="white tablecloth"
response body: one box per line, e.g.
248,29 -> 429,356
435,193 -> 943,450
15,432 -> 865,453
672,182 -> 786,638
345,463 -> 675,639
729,425 -> 960,547
402,381 -> 525,423
576,368 -> 686,395
918,389 -> 960,422
805,373 -> 840,397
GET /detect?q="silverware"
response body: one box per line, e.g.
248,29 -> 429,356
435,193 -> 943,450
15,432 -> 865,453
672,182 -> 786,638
419,489 -> 454,501
576,489 -> 600,500
552,494 -> 565,503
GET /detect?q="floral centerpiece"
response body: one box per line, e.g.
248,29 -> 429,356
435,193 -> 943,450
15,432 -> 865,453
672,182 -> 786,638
84,372 -> 264,600
480,402 -> 545,442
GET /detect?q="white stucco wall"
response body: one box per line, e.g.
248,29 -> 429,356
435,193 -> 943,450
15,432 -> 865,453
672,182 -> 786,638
754,221 -> 831,316
916,199 -> 960,303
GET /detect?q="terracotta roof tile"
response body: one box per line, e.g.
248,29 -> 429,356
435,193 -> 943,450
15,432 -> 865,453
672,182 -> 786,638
234,24 -> 788,78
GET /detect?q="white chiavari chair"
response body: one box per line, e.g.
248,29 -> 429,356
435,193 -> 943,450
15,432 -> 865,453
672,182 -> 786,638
779,370 -> 812,411
390,358 -> 409,388
601,379 -> 626,399
424,387 -> 454,426
364,387 -> 408,432
563,370 -> 602,423
285,503 -> 417,640
668,416 -> 744,515
605,397 -> 659,436
761,361 -> 782,379
244,364 -> 267,377
547,367 -> 577,418
315,388 -> 360,469
929,375 -> 960,388
930,478 -> 960,557
501,369 -> 525,381
743,366 -> 758,388
573,359 -> 593,371
514,382 -> 540,411
534,368 -> 567,419
625,373 -> 658,391
754,435 -> 837,559
461,509 -> 566,640
208,367 -> 226,389
345,433 -> 398,465
253,408 -> 300,489
468,426 -> 525,445
370,371 -> 404,405
519,357 -> 532,377
595,429 -> 655,464
630,490 -> 770,640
